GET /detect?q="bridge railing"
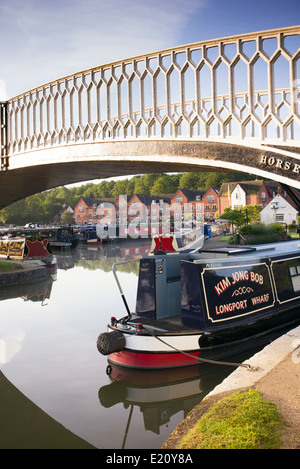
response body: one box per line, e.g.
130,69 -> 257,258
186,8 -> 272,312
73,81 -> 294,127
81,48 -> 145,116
2,26 -> 300,162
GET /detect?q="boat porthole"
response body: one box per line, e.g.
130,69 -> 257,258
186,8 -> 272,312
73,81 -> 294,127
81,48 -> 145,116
106,365 -> 112,375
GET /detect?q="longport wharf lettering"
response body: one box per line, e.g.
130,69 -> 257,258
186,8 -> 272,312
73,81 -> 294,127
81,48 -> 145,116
212,269 -> 269,317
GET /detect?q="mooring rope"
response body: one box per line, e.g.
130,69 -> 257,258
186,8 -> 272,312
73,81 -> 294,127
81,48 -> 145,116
142,325 -> 252,369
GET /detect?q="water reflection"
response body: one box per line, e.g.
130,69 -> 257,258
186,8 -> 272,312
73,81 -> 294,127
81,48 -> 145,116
0,240 -> 286,449
99,362 -> 235,448
0,276 -> 55,305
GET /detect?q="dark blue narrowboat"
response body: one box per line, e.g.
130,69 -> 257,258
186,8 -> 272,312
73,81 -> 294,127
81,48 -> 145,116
97,236 -> 300,370
76,225 -> 103,245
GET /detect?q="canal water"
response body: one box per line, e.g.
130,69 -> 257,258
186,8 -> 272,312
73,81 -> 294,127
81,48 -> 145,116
0,241 -> 266,449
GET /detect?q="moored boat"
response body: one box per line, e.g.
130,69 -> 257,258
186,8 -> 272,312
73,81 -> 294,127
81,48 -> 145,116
76,225 -> 103,245
0,234 -> 57,273
97,234 -> 300,370
1,225 -> 78,249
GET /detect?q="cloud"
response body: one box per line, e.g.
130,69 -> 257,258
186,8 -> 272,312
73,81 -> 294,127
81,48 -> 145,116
0,0 -> 206,98
0,329 -> 25,367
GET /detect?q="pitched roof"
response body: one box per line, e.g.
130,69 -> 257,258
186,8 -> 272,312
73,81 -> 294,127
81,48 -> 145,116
80,197 -> 117,207
173,189 -> 206,200
218,180 -> 265,197
129,194 -> 172,204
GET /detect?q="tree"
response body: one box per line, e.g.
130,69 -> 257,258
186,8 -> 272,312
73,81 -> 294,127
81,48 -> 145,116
61,210 -> 75,224
94,180 -> 115,198
150,174 -> 180,194
220,205 -> 262,229
133,176 -> 148,194
242,205 -> 262,224
220,207 -> 245,228
111,179 -> 130,197
179,172 -> 201,190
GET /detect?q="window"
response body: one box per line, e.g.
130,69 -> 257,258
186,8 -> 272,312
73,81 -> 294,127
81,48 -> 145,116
290,265 -> 300,292
207,195 -> 214,202
205,205 -> 210,211
276,214 -> 284,222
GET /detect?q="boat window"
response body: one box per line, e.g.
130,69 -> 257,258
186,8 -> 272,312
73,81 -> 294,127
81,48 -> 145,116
289,265 -> 300,292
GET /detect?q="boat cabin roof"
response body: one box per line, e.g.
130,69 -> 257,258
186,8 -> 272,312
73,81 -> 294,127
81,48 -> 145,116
145,239 -> 300,262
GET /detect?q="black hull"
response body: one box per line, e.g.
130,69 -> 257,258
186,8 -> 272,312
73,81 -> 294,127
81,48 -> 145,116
197,314 -> 300,364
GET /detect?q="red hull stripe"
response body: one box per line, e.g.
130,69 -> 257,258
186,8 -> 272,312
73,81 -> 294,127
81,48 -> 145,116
108,349 -> 201,369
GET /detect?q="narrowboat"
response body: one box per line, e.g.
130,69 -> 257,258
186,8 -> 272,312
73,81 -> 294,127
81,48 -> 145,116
97,234 -> 300,370
37,226 -> 78,248
1,225 -> 78,249
76,225 -> 103,245
0,234 -> 57,272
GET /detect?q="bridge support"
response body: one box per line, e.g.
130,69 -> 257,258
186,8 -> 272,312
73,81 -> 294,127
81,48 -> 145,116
281,184 -> 300,213
0,102 -> 8,170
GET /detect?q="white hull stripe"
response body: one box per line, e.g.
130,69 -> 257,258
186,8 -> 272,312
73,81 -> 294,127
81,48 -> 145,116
123,332 -> 202,353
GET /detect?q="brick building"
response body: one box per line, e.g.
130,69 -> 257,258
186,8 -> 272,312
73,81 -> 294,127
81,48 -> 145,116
75,197 -> 117,225
170,189 -> 205,223
217,181 -> 293,216
74,181 -> 297,228
201,187 -> 219,221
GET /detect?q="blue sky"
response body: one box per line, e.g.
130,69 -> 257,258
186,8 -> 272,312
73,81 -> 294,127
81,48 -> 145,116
0,0 -> 299,99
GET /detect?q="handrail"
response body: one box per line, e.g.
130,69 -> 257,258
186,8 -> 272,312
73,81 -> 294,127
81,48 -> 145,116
2,25 -> 299,159
112,259 -> 139,319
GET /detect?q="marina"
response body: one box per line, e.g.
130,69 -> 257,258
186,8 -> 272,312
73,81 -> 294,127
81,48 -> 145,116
0,240 -> 234,449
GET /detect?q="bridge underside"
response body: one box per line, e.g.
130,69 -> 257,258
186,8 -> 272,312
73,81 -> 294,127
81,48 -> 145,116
0,159 -> 205,210
1,139 -> 300,210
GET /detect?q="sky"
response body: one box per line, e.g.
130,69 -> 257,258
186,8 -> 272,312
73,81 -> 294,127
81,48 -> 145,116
0,0 -> 299,100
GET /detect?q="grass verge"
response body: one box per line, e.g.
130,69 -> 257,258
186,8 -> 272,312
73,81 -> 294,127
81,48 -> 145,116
177,390 -> 284,449
0,260 -> 23,272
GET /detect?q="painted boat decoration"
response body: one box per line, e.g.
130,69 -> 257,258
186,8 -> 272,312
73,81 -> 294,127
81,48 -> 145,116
0,226 -> 78,249
0,235 -> 57,273
97,235 -> 300,370
0,236 -> 52,259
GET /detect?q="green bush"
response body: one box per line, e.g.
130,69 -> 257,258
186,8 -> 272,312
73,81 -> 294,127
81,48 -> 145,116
236,223 -> 286,244
269,223 -> 285,235
239,223 -> 266,236
244,234 -> 281,245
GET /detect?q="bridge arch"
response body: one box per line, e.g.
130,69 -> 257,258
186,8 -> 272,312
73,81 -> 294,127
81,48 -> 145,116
0,26 -> 299,209
1,138 -> 299,210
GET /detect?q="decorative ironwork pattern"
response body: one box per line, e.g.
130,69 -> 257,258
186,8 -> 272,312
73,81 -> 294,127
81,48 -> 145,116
4,26 -> 300,157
